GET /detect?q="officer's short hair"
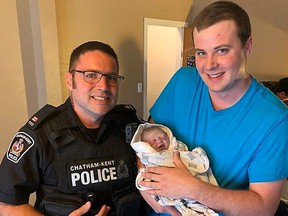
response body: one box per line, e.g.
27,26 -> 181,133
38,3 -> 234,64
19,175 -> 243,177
69,41 -> 119,71
192,1 -> 251,48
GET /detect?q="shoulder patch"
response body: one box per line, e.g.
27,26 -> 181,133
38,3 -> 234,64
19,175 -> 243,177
6,132 -> 35,163
114,104 -> 136,114
26,104 -> 56,130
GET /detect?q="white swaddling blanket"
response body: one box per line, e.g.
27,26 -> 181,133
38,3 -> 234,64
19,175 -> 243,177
131,123 -> 218,216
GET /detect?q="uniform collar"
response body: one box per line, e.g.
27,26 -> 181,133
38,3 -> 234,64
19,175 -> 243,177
64,99 -> 118,143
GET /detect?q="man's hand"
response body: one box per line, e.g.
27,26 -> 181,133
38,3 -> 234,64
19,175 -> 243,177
69,202 -> 110,216
140,151 -> 195,199
139,151 -> 285,216
96,205 -> 110,216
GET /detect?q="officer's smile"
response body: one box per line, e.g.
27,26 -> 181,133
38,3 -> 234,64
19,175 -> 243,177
92,96 -> 108,101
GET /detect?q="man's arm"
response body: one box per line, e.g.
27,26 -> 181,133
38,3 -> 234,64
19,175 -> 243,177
140,152 -> 284,216
139,190 -> 181,216
0,202 -> 44,216
186,177 -> 284,216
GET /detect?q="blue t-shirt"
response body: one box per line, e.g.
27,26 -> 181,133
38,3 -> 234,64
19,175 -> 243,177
150,67 -> 288,215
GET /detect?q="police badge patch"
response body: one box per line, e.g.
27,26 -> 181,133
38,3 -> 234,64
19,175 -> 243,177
6,132 -> 35,163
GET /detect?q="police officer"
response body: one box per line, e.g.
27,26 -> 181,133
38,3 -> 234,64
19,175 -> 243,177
0,41 -> 146,216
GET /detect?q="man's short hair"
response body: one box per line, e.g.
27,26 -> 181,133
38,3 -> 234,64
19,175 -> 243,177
192,1 -> 251,47
69,41 -> 119,71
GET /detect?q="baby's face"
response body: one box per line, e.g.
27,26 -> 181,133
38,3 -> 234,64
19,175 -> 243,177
144,129 -> 170,151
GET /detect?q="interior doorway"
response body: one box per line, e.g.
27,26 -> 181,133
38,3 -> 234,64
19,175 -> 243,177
143,18 -> 187,120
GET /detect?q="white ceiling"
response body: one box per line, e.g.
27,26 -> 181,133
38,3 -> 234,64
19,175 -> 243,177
240,0 -> 288,33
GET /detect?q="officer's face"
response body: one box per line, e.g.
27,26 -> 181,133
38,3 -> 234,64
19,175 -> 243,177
66,50 -> 120,128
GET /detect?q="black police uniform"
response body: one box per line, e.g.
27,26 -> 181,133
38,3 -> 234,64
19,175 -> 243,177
0,99 -> 146,216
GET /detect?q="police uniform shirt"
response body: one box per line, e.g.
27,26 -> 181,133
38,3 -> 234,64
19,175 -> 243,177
0,99 -> 142,209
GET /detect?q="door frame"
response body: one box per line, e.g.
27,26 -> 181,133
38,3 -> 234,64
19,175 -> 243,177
143,18 -> 187,120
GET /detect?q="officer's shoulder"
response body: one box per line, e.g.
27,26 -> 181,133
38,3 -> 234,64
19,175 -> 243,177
25,104 -> 57,130
111,104 -> 144,124
113,104 -> 137,114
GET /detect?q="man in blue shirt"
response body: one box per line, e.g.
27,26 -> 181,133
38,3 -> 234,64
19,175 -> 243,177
139,1 -> 288,215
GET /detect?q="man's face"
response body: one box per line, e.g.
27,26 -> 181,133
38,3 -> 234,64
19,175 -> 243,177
66,50 -> 119,127
193,20 -> 252,99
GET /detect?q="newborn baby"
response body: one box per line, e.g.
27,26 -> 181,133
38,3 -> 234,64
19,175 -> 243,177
131,123 -> 218,216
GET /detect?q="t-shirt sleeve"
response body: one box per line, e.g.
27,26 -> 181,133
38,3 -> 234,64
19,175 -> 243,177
248,115 -> 288,182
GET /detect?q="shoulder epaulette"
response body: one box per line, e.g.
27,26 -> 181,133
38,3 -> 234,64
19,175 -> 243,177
114,104 -> 136,114
25,104 -> 56,130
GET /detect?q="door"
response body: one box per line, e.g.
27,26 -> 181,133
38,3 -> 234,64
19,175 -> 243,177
144,18 -> 187,120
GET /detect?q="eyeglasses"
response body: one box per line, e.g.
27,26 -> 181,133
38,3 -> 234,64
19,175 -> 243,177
71,70 -> 124,85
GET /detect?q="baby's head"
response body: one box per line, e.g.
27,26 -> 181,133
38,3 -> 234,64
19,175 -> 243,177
141,126 -> 170,151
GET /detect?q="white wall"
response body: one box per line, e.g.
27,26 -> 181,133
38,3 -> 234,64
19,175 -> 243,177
0,1 -> 28,159
0,0 -> 62,162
